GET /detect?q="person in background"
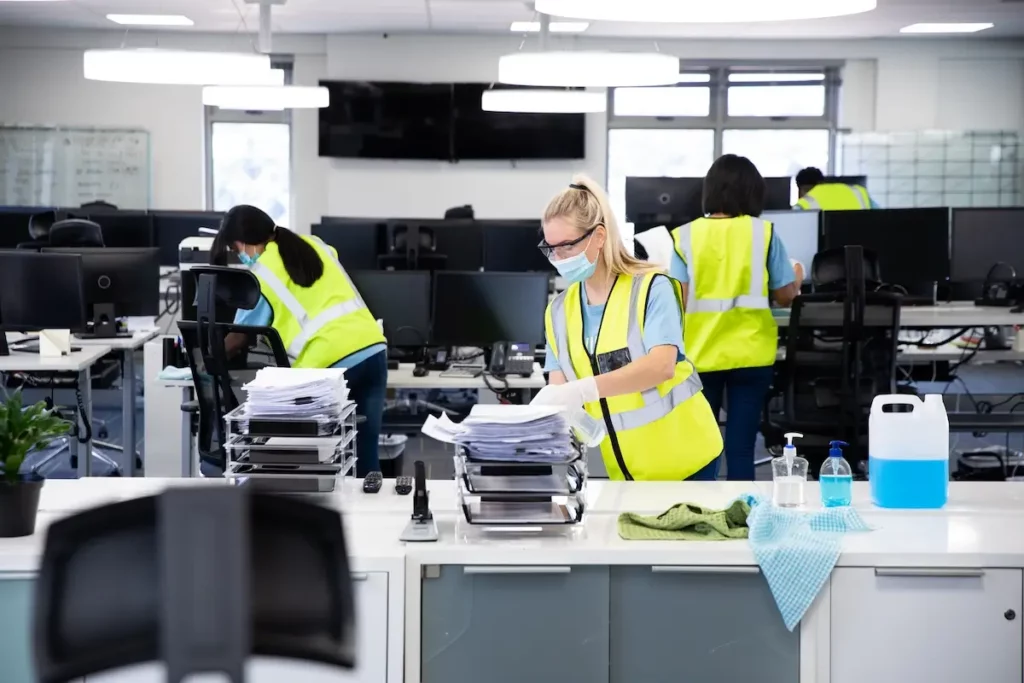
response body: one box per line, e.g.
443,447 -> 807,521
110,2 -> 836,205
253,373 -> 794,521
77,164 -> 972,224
795,167 -> 878,210
213,205 -> 388,477
670,155 -> 804,481
533,175 -> 723,481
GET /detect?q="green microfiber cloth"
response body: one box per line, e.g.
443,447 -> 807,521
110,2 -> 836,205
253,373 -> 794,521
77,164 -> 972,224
617,499 -> 751,541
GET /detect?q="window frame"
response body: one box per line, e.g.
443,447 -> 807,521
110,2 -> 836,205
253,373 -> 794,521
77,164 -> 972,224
204,57 -> 294,216
607,62 -> 842,171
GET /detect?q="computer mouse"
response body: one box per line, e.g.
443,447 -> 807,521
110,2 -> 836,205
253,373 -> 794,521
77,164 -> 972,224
413,365 -> 429,378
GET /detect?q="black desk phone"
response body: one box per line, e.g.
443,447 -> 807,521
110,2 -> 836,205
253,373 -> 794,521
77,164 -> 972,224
489,342 -> 534,378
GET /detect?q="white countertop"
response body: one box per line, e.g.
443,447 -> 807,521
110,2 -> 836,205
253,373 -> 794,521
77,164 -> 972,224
5,479 -> 1024,573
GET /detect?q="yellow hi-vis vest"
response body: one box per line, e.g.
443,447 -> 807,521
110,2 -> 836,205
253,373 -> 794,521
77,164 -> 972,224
249,235 -> 386,368
673,216 -> 778,373
545,272 -> 723,481
796,183 -> 871,211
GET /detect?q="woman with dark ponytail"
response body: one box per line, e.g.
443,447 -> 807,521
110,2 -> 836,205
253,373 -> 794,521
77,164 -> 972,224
215,205 -> 388,477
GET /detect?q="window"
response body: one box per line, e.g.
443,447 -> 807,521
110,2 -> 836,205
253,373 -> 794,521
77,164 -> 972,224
205,60 -> 293,226
607,129 -> 716,223
210,122 -> 291,224
607,65 -> 840,221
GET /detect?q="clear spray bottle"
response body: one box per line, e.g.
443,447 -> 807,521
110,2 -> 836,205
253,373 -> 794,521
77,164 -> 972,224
771,432 -> 809,507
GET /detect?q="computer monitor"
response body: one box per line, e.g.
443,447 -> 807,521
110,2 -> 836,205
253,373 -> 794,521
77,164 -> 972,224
314,219 -> 384,271
482,220 -> 551,272
625,177 -> 704,226
951,208 -> 1024,289
350,271 -> 431,347
69,210 -> 155,249
43,247 -> 161,337
0,251 -> 87,350
152,211 -> 224,267
763,210 -> 820,282
432,272 -> 549,347
764,177 -> 793,210
422,219 -> 486,271
821,208 -> 950,293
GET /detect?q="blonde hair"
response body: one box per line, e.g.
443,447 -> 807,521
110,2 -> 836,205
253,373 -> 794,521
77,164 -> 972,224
543,174 -> 663,277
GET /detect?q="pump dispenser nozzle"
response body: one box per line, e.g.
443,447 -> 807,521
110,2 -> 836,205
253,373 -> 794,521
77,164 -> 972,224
829,440 -> 849,458
783,432 -> 803,475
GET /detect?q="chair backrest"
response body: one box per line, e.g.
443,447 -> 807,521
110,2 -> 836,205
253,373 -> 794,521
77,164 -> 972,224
34,487 -> 356,683
177,266 -> 289,473
28,210 -> 58,241
49,219 -> 104,248
812,246 -> 882,291
781,289 -> 901,462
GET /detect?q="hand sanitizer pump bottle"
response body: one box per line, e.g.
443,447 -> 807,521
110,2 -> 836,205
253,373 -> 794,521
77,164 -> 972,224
771,432 -> 809,507
820,440 -> 853,507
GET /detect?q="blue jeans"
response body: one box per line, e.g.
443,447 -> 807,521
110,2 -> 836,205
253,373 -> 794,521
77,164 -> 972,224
700,365 -> 774,481
687,457 -> 721,481
346,350 -> 388,476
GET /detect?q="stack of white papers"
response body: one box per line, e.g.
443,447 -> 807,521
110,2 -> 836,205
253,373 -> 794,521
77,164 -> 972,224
242,367 -> 351,417
421,404 -> 575,463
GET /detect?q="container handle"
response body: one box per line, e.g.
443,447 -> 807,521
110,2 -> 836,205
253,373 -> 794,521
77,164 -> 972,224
871,395 -> 921,413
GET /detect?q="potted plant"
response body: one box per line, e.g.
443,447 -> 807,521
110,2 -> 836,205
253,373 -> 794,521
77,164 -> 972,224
0,391 -> 71,537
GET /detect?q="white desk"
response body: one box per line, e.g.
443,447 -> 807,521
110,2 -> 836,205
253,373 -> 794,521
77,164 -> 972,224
5,479 -> 1024,683
0,345 -> 111,477
10,329 -> 160,477
774,302 -> 1024,328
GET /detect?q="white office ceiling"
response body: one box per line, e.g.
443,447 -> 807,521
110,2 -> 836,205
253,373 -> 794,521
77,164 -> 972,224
0,0 -> 1021,38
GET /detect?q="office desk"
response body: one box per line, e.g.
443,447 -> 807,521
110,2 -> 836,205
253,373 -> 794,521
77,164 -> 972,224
10,329 -> 160,477
0,345 -> 111,477
774,302 -> 1024,328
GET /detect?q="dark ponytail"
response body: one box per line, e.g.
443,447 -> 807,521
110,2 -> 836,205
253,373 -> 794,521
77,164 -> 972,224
213,205 -> 324,287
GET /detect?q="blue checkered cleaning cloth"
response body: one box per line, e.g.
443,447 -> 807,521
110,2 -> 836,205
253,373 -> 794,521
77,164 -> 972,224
742,494 -> 872,631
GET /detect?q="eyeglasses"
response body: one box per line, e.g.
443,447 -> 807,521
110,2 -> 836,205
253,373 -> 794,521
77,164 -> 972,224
538,226 -> 598,260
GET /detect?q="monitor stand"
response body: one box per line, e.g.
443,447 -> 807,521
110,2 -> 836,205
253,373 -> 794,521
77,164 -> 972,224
78,304 -> 130,339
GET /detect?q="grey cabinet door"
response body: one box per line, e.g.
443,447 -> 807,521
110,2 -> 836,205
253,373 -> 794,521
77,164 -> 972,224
0,576 -> 37,683
609,566 -> 798,683
421,565 -> 610,683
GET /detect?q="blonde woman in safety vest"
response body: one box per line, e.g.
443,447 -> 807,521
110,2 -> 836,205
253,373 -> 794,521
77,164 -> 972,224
670,155 -> 804,481
532,176 -> 723,481
213,205 -> 388,477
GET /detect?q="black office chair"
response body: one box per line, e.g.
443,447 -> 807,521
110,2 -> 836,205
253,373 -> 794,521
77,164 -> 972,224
34,486 -> 356,683
770,247 -> 902,474
812,247 -> 882,292
49,218 -> 104,248
177,267 -> 290,475
15,210 -> 59,250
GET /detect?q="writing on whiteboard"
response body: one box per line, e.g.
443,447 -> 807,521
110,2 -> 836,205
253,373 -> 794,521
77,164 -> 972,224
0,127 -> 150,208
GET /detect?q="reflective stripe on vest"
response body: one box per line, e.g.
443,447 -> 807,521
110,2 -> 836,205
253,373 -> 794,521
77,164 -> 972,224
549,276 -> 703,432
250,247 -> 366,360
675,218 -> 771,314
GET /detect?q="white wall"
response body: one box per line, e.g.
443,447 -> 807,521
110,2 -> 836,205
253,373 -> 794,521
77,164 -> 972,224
0,28 -> 1022,226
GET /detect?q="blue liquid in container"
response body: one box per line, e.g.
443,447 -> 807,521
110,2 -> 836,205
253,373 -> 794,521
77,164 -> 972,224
870,457 -> 949,509
820,474 -> 852,507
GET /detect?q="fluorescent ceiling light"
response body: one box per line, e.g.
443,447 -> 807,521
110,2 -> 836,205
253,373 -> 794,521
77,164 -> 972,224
482,89 -> 605,113
203,86 -> 330,110
535,0 -> 876,22
900,23 -> 994,34
499,52 -> 680,87
84,49 -> 273,85
106,14 -> 194,26
509,20 -> 590,33
729,72 -> 824,82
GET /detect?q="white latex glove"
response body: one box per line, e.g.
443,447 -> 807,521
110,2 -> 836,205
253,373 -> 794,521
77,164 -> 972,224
530,377 -> 599,409
790,258 -> 805,282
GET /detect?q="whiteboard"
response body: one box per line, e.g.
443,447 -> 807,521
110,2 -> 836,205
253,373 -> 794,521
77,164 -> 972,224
0,126 -> 150,208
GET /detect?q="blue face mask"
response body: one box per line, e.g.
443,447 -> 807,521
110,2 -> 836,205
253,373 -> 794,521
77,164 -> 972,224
550,242 -> 597,284
238,249 -> 260,266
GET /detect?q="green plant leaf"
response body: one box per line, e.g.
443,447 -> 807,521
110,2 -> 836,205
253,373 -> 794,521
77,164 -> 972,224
0,390 -> 71,483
